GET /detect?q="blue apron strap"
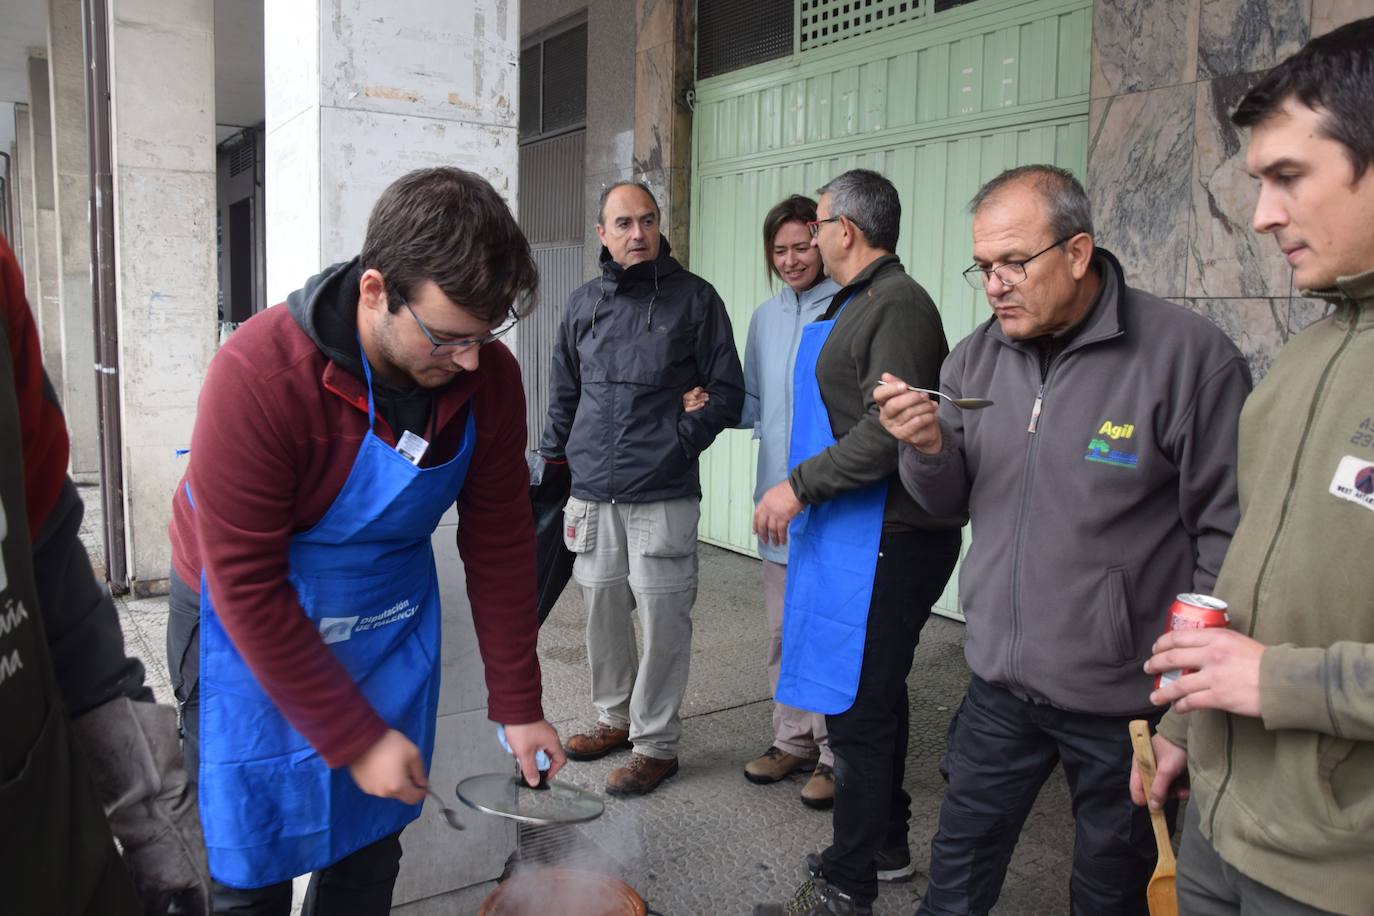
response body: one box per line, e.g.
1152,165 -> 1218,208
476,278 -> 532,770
355,332 -> 378,429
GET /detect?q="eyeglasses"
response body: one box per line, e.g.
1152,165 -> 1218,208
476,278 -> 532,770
402,300 -> 516,354
802,218 -> 840,238
962,236 -> 1076,289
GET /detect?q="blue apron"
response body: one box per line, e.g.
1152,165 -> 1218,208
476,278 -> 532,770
775,300 -> 887,715
194,351 -> 476,888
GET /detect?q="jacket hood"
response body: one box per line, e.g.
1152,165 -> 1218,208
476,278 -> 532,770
598,236 -> 683,287
285,257 -> 365,376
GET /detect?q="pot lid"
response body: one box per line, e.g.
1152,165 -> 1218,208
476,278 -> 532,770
456,772 -> 605,826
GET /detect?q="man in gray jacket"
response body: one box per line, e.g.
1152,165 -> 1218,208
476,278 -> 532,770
875,165 -> 1251,915
541,181 -> 744,797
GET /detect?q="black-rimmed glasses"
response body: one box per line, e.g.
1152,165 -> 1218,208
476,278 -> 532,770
962,236 -> 1076,289
403,301 -> 516,355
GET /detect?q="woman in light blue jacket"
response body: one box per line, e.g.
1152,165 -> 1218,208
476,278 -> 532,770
740,195 -> 840,808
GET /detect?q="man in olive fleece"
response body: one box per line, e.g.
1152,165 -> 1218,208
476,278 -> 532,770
752,169 -> 963,916
1140,18 -> 1374,916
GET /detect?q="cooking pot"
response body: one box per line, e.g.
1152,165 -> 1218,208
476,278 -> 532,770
480,867 -> 646,916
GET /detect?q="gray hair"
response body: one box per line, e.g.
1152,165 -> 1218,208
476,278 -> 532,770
969,165 -> 1094,240
597,180 -> 660,226
816,169 -> 901,252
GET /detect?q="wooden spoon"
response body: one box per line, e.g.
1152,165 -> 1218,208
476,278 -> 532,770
1128,720 -> 1178,916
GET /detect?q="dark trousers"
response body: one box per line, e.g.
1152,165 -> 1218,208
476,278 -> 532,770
1176,803 -> 1336,916
168,571 -> 405,916
819,528 -> 961,907
917,676 -> 1174,916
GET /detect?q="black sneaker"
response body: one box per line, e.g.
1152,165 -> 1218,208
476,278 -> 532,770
807,847 -> 916,884
751,876 -> 873,916
874,843 -> 916,883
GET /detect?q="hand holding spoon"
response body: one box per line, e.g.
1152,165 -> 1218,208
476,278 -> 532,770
879,380 -> 993,410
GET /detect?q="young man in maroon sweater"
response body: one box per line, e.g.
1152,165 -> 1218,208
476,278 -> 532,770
167,168 -> 564,912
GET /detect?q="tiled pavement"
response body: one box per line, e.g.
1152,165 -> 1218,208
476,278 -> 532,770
87,479 -> 1085,914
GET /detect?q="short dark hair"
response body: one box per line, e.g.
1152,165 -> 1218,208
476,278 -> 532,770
597,180 -> 660,226
762,195 -> 819,283
969,164 -> 1094,241
360,167 -> 538,323
816,169 -> 901,252
1232,16 -> 1374,180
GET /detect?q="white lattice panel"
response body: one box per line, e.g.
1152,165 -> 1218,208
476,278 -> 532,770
798,0 -> 928,50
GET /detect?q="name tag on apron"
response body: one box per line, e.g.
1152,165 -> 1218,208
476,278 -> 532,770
396,430 -> 429,466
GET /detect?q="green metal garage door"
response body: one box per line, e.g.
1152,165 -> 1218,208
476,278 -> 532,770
690,0 -> 1092,619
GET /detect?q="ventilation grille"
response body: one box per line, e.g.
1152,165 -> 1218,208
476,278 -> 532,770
697,0 -> 794,80
542,24 -> 588,135
228,138 -> 255,177
519,45 -> 542,140
799,0 -> 927,50
521,22 -> 588,142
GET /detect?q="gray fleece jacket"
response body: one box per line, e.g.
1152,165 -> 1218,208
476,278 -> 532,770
899,249 -> 1252,716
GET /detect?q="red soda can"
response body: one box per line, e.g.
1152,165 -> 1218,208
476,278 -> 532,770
1155,593 -> 1229,689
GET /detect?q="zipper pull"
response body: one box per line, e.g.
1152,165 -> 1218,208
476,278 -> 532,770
1027,385 -> 1044,434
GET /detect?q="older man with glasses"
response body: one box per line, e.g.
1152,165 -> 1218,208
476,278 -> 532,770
753,169 -> 963,916
875,164 -> 1252,915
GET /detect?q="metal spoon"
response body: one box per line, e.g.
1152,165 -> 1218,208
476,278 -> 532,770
422,786 -> 466,831
882,382 -> 994,410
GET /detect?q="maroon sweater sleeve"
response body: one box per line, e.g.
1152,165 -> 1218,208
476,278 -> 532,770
189,346 -> 387,768
457,345 -> 544,725
0,233 -> 68,540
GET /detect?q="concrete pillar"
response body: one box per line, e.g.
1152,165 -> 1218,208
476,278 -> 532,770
107,0 -> 217,593
25,53 -> 63,393
12,105 -> 38,306
632,0 -> 694,264
264,1 -> 521,908
48,0 -> 100,479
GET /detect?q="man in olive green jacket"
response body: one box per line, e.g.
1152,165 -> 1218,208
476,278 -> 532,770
1137,18 -> 1374,916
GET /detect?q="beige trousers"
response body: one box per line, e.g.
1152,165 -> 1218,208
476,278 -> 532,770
763,559 -> 831,766
565,496 -> 699,759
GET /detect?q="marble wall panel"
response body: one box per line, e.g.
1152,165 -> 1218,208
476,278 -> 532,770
1091,0 -> 1198,98
1311,0 -> 1371,36
1185,298 -> 1304,379
1189,71 -> 1295,298
1289,296 -> 1337,334
1088,85 -> 1195,298
1197,0 -> 1310,79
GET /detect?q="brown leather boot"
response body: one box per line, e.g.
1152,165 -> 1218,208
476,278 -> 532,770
563,723 -> 632,761
605,753 -> 679,796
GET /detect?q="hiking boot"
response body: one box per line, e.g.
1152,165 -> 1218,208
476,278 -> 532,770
752,876 -> 872,916
874,843 -> 916,883
563,723 -> 632,761
606,753 -> 679,796
745,746 -> 817,784
800,763 -> 835,809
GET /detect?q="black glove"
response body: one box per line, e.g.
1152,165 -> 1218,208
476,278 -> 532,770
70,697 -> 211,915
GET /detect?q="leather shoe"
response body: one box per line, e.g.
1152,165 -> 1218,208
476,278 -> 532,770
606,753 -> 679,796
564,723 -> 632,761
800,763 -> 835,809
744,746 -> 817,784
